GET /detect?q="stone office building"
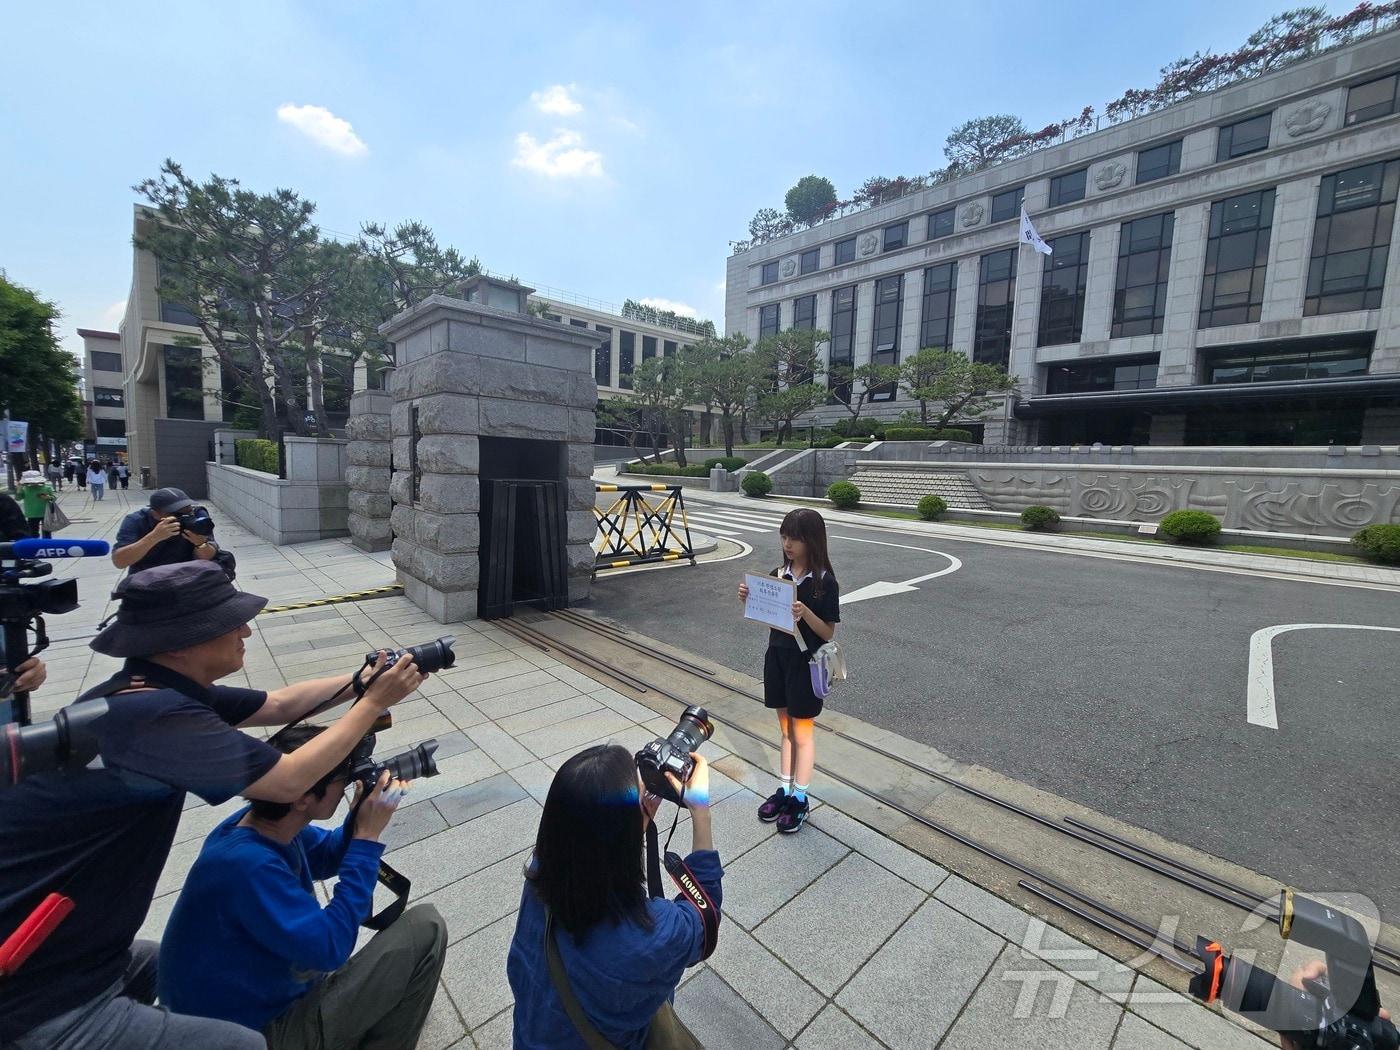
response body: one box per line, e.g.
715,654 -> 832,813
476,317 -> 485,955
727,30 -> 1400,446
78,328 -> 128,461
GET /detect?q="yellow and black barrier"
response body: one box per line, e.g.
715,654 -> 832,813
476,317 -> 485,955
260,584 -> 404,615
593,484 -> 696,574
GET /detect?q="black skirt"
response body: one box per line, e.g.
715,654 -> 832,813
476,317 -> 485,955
763,646 -> 822,720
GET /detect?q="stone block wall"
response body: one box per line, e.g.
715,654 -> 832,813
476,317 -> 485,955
206,463 -> 350,545
347,390 -> 392,552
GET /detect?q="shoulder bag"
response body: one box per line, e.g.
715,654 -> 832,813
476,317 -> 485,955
544,912 -> 702,1050
44,501 -> 71,533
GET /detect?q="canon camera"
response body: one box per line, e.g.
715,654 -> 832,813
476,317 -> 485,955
636,705 -> 713,805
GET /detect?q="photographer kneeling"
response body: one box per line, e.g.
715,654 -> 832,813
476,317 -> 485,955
507,743 -> 721,1048
112,488 -> 222,575
159,724 -> 447,1048
0,561 -> 426,1049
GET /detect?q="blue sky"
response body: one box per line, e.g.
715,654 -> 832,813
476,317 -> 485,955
3,0 -> 1291,361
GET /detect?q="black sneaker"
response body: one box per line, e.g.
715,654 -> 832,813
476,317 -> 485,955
757,788 -> 788,823
776,794 -> 809,834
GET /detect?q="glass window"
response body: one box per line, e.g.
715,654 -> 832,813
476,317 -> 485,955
990,186 -> 1025,223
1217,113 -> 1272,161
163,345 -> 204,420
828,285 -> 857,403
1045,356 -> 1158,394
1049,169 -> 1087,207
1136,140 -> 1181,184
928,207 -> 956,239
663,339 -> 677,356
835,237 -> 856,265
618,330 -> 635,389
1113,212 -> 1175,337
869,276 -> 902,401
642,335 -> 657,361
91,350 -> 122,372
546,313 -> 563,322
761,261 -> 778,285
1200,189 -> 1276,328
95,418 -> 127,438
919,263 -> 957,351
974,249 -> 1017,369
569,318 -> 588,328
1305,159 -> 1400,315
759,303 -> 781,340
800,248 -> 820,274
1039,231 -> 1089,346
1205,345 -> 1370,383
1346,74 -> 1398,126
883,222 -> 908,252
594,326 -> 612,387
94,387 -> 124,407
793,295 -> 816,330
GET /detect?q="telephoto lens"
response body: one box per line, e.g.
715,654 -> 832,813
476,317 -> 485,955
347,739 -> 440,787
365,636 -> 457,676
635,705 -> 713,805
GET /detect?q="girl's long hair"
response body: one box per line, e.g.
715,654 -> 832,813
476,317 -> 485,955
528,744 -> 651,939
777,508 -> 836,599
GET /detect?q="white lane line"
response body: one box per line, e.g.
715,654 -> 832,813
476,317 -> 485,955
687,508 -> 785,529
683,514 -> 772,534
1246,623 -> 1400,729
683,522 -> 744,538
824,534 -> 963,604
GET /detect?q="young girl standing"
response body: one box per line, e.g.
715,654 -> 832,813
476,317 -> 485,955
737,508 -> 839,834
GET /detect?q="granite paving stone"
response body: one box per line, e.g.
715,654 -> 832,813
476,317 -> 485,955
384,797 -> 540,896
470,1006 -> 515,1049
440,912 -> 518,1029
516,708 -> 633,758
706,922 -> 825,1039
807,805 -> 949,893
431,771 -> 531,827
1111,1012 -> 1195,1049
673,968 -> 786,1050
465,721 -> 536,770
1125,976 -> 1273,1049
382,747 -> 500,807
495,693 -> 602,736
475,680 -> 585,721
447,668 -> 557,706
420,848 -> 531,946
794,1004 -> 888,1050
836,898 -> 1004,1048
936,943 -> 1125,1050
416,984 -> 467,1050
719,824 -> 849,930
756,853 -> 924,996
377,798 -> 449,851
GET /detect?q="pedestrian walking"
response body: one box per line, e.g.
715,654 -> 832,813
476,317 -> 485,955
87,460 -> 106,500
46,461 -> 64,491
74,460 -> 86,490
107,462 -> 119,490
63,461 -> 75,486
736,508 -> 840,835
17,470 -> 57,538
118,462 -> 130,489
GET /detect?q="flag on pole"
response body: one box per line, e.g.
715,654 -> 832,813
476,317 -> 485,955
1020,207 -> 1053,255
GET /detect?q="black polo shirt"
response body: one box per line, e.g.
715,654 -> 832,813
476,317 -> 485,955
0,660 -> 278,1038
767,566 -> 841,652
114,508 -> 211,574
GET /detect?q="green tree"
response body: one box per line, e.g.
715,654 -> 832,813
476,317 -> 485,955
897,348 -> 1018,429
0,275 -> 83,473
747,207 -> 788,242
358,220 -> 482,314
754,327 -> 828,445
828,361 -> 901,424
596,397 -> 648,459
784,175 -> 838,227
686,334 -> 755,457
629,355 -> 701,465
943,115 -> 1030,170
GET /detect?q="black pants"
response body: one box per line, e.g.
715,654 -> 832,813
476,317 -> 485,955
26,518 -> 52,539
119,476 -> 129,489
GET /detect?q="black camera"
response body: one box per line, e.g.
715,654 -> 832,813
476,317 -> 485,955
346,733 -> 440,788
636,705 -> 713,804
176,507 -> 216,537
364,636 -> 457,676
1190,890 -> 1396,1049
3,541 -> 92,727
1,700 -> 109,790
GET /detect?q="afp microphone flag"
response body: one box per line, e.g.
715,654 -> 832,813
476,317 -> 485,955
1020,207 -> 1053,255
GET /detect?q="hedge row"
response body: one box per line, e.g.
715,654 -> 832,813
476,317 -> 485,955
235,438 -> 279,475
703,456 -> 748,471
883,427 -> 976,443
624,462 -> 710,477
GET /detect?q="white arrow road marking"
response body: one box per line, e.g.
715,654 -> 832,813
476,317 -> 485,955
1246,623 -> 1400,729
832,535 -> 963,605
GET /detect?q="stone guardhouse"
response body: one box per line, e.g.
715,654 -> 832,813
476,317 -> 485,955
349,275 -> 599,622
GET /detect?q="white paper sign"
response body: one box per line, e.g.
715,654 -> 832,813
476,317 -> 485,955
743,573 -> 796,634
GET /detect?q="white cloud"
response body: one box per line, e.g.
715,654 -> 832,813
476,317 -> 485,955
276,103 -> 368,157
638,297 -> 699,318
511,131 -> 603,179
531,84 -> 583,116
97,298 -> 126,330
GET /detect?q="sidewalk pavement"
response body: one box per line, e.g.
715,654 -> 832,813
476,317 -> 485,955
661,480 -> 1400,590
24,487 -> 1272,1048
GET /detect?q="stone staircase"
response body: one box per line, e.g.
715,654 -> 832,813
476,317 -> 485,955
847,467 -> 991,509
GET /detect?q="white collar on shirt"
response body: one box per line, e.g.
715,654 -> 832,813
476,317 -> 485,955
780,564 -> 822,585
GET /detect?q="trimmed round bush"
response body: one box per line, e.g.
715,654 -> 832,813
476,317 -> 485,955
1020,505 -> 1061,531
917,495 -> 948,521
1158,510 -> 1222,545
741,471 -> 772,497
1352,523 -> 1400,564
826,480 -> 861,509
831,417 -> 884,438
702,456 -> 749,471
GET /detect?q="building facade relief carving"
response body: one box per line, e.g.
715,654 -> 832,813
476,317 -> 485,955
1283,99 -> 1332,137
1093,161 -> 1128,190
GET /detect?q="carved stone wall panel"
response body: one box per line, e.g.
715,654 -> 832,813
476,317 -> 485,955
1283,99 -> 1331,138
959,202 -> 985,229
857,233 -> 879,257
1093,161 -> 1127,191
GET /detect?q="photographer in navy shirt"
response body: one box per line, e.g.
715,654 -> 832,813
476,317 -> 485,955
0,562 -> 427,1049
112,487 -> 220,575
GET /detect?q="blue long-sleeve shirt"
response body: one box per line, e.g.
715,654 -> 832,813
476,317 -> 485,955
158,808 -> 385,1032
506,850 -> 723,1049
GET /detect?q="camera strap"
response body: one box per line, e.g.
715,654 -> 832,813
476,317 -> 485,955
644,818 -> 719,962
362,860 -> 412,931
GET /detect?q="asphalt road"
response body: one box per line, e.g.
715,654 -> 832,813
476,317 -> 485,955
587,498 -> 1400,917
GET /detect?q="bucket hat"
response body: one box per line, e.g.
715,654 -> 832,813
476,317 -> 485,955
19,470 -> 44,484
92,561 -> 267,657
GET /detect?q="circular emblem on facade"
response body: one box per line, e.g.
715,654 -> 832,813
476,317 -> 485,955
1284,100 -> 1331,137
858,233 -> 879,256
1094,161 -> 1127,191
780,257 -> 796,277
959,202 -> 985,228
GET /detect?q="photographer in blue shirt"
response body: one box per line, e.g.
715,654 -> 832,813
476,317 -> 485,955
159,725 -> 447,1049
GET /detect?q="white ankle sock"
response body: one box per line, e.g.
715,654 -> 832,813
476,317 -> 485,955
779,775 -> 792,794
